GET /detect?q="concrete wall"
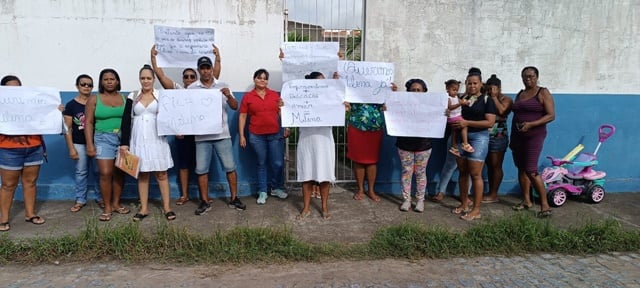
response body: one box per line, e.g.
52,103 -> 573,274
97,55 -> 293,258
0,0 -> 284,91
364,0 -> 640,193
364,0 -> 639,94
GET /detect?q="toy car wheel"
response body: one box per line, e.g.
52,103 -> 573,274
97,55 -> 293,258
547,188 -> 567,207
587,185 -> 605,203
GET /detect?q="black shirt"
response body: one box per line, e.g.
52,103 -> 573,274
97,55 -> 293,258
396,137 -> 432,152
63,99 -> 88,144
461,94 -> 496,133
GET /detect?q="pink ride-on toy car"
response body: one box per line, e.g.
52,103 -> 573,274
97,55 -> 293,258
541,124 -> 615,207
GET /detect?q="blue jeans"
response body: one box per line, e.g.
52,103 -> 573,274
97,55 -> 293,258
73,144 -> 102,204
249,132 -> 284,192
195,138 -> 236,174
436,150 -> 458,194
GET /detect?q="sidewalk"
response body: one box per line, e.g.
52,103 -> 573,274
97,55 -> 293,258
3,185 -> 640,242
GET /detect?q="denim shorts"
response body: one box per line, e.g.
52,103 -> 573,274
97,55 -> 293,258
489,134 -> 509,153
94,131 -> 121,160
195,138 -> 236,174
458,130 -> 489,162
0,146 -> 44,170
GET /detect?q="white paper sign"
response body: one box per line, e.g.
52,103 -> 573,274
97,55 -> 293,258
281,79 -> 346,127
157,89 -> 223,135
0,86 -> 62,135
338,60 -> 394,104
154,25 -> 215,68
281,42 -> 339,82
384,91 -> 448,138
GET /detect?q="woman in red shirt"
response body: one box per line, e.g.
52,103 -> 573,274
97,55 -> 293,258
239,69 -> 290,204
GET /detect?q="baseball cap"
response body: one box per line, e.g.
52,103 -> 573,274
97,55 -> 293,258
197,56 -> 213,68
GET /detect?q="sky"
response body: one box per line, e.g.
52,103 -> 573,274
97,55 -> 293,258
286,0 -> 364,29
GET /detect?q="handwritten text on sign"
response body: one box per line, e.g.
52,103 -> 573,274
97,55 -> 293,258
0,86 -> 62,135
281,42 -> 339,82
157,89 -> 223,136
338,61 -> 394,104
384,92 -> 448,138
154,25 -> 215,68
281,79 -> 346,127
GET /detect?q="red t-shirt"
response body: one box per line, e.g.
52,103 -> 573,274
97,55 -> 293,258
0,135 -> 42,149
239,88 -> 281,135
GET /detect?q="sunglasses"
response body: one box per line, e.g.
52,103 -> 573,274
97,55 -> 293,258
79,83 -> 93,88
183,74 -> 197,80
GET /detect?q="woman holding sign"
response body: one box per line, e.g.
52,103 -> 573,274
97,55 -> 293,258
0,75 -> 46,231
120,65 -> 175,221
295,72 -> 340,219
239,69 -> 289,205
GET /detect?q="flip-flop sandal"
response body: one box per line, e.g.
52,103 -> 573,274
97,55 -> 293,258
537,210 -> 553,218
367,193 -> 381,202
175,197 -> 189,206
0,222 -> 10,232
431,192 -> 444,203
512,202 -> 533,211
132,213 -> 148,222
25,215 -> 46,225
353,193 -> 364,201
296,210 -> 311,220
95,199 -> 105,209
70,203 -> 86,212
449,146 -> 460,157
114,206 -> 131,214
462,143 -> 475,153
165,211 -> 177,221
482,198 -> 500,203
98,213 -> 112,222
321,211 -> 331,220
451,207 -> 470,215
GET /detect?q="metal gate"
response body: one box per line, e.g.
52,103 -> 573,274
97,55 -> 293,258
282,0 -> 365,183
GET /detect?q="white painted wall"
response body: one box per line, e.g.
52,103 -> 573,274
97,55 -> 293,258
364,0 -> 640,94
0,0 -> 284,91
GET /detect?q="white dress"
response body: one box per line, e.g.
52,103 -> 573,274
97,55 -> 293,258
296,127 -> 336,183
130,99 -> 174,172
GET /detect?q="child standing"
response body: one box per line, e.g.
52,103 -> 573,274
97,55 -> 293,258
446,79 -> 473,156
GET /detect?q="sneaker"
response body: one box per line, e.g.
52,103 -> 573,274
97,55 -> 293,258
257,192 -> 268,205
400,200 -> 411,212
228,197 -> 246,211
194,201 -> 211,215
414,200 -> 425,213
271,189 -> 288,199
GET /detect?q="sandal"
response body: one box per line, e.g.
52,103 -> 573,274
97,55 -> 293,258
25,215 -> 46,225
296,210 -> 311,220
449,146 -> 460,157
321,211 -> 331,220
537,210 -> 553,218
132,213 -> 148,222
461,143 -> 475,153
0,222 -> 10,232
451,206 -> 470,215
353,193 -> 364,201
70,203 -> 86,212
95,199 -> 105,209
430,192 -> 444,203
165,211 -> 177,221
114,206 -> 131,214
367,192 -> 381,202
98,213 -> 112,222
175,196 -> 189,206
512,202 -> 533,211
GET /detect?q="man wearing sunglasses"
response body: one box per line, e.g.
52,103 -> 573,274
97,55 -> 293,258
150,45 -> 222,208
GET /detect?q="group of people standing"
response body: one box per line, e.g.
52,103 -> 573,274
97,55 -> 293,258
0,44 -> 555,231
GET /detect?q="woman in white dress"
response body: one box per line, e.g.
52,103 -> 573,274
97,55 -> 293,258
120,65 -> 175,221
295,71 -> 342,219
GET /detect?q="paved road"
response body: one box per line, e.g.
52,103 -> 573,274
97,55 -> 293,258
2,253 -> 639,287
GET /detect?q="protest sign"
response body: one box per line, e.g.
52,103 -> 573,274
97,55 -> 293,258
383,91 -> 448,138
281,79 -> 345,127
338,60 -> 394,104
281,42 -> 339,82
154,25 -> 215,68
157,89 -> 223,135
0,86 -> 62,135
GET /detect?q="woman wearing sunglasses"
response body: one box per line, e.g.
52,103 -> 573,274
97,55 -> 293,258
64,74 -> 104,212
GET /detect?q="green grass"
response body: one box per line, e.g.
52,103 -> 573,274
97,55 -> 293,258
0,214 -> 638,264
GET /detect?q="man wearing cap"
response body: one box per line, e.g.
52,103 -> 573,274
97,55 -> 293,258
187,56 -> 244,215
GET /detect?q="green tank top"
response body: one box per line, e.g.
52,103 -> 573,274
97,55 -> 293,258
95,93 -> 125,133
